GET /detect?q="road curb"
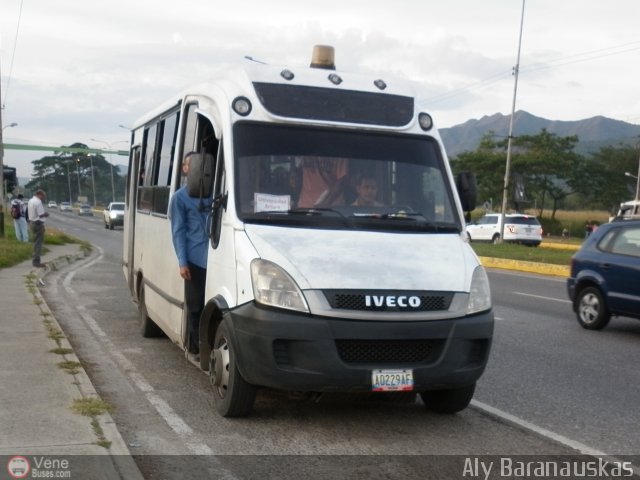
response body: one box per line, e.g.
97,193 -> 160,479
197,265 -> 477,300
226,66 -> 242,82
540,241 -> 580,251
32,248 -> 144,480
479,256 -> 570,277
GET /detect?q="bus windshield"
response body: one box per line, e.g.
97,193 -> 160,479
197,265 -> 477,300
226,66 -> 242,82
233,122 -> 461,232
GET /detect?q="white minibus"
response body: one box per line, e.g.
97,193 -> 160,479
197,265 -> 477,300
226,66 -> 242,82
123,46 -> 493,417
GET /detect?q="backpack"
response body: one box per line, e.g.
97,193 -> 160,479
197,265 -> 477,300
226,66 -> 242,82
10,201 -> 22,220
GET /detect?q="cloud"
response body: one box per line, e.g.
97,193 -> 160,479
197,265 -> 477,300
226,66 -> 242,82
2,0 -> 640,178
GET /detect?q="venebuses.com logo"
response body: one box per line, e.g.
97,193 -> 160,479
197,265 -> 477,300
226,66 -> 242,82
6,456 -> 30,479
6,455 -> 72,478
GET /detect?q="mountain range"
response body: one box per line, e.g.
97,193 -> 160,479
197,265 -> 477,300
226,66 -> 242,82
440,110 -> 640,158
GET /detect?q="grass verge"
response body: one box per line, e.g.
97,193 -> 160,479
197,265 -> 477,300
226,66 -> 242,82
0,216 -> 90,268
470,242 -> 576,266
71,398 -> 114,449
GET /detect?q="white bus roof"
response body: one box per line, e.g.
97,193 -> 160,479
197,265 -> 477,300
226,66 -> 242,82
132,59 -> 429,130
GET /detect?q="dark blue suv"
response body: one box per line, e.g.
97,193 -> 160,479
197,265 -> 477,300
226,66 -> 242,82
567,221 -> 640,329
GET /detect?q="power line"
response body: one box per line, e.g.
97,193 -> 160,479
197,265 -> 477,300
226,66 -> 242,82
424,40 -> 640,107
2,0 -> 25,108
521,44 -> 640,74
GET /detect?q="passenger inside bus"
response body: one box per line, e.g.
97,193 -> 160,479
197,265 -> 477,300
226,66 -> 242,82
351,174 -> 383,207
297,157 -> 349,208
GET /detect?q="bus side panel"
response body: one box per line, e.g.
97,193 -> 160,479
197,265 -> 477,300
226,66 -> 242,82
137,213 -> 185,344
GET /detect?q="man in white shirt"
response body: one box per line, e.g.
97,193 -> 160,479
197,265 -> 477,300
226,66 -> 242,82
27,189 -> 49,268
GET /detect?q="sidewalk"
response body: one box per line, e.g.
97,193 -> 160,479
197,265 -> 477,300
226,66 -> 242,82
0,243 -> 144,479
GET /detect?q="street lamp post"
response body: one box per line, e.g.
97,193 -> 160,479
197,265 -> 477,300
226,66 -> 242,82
0,118 -> 19,238
76,158 -> 82,198
634,144 -> 640,202
65,161 -> 73,204
91,138 -> 127,202
626,171 -> 640,202
89,154 -> 97,206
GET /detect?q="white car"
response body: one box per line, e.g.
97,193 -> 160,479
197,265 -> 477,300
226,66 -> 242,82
466,213 -> 542,246
48,201 -> 57,208
60,201 -> 72,212
103,202 -> 125,230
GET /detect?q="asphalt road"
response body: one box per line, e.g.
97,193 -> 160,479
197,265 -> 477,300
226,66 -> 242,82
477,269 -> 640,456
41,211 -> 640,478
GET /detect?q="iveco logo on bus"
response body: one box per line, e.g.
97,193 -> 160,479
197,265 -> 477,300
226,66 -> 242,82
365,295 -> 421,308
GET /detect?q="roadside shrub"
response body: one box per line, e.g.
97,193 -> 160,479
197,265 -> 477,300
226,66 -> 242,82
538,217 -> 562,236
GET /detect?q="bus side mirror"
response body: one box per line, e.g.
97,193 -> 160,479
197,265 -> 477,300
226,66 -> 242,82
456,171 -> 477,213
187,153 -> 215,198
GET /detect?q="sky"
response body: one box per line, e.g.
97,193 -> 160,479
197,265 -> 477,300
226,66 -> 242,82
1,0 -> 640,179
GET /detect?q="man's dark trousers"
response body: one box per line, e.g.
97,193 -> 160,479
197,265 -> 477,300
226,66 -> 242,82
31,221 -> 45,266
185,262 -> 207,354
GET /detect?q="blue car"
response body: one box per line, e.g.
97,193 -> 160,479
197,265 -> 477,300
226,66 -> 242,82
567,220 -> 640,329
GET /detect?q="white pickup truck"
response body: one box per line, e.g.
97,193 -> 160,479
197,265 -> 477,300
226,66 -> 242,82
103,202 -> 125,229
610,200 -> 640,222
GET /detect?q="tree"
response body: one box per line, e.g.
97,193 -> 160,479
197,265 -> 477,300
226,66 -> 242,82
573,144 -> 639,212
451,133 -> 506,211
25,143 -> 125,204
511,129 -> 582,218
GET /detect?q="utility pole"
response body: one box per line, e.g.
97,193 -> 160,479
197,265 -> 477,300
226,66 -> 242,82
499,0 -> 526,243
0,62 -> 5,237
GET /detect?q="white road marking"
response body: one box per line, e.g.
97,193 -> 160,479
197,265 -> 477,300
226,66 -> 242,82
62,247 -> 217,457
59,247 -> 640,475
472,400 -> 640,475
513,291 -> 571,303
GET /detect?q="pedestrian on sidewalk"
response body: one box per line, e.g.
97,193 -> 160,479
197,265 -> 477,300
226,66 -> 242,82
27,189 -> 50,268
169,152 -> 212,361
10,194 -> 29,242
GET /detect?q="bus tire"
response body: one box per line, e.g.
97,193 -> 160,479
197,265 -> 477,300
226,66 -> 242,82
138,285 -> 163,338
420,383 -> 475,414
210,322 -> 256,417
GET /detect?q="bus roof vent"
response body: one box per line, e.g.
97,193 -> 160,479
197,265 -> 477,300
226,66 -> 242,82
310,45 -> 336,70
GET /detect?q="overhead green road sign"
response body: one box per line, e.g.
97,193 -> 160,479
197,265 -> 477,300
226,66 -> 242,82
2,143 -> 128,156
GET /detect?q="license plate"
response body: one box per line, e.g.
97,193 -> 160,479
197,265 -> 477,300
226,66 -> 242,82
371,369 -> 414,392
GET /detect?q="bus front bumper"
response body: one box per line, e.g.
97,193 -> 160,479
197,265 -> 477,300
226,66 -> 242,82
225,303 -> 494,393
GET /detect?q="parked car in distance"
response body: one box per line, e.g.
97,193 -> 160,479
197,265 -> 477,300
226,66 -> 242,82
567,221 -> 640,330
60,201 -> 72,212
78,203 -> 93,216
103,202 -> 125,230
465,213 -> 542,246
609,199 -> 640,222
48,201 -> 57,209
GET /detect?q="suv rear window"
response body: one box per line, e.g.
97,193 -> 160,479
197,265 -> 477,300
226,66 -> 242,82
508,216 -> 540,226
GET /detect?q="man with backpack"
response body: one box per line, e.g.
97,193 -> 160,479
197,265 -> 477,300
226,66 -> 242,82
10,194 -> 29,243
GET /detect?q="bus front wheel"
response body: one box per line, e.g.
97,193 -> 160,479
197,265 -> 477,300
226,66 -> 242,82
209,322 -> 256,417
138,285 -> 163,338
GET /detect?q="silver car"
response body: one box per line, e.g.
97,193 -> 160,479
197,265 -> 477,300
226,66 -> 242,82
78,203 -> 93,216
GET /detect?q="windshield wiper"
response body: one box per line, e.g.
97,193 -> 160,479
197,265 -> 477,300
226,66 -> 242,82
351,212 -> 461,232
253,208 -> 351,226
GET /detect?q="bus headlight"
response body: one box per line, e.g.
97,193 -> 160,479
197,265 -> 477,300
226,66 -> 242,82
467,266 -> 492,314
250,259 -> 309,313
